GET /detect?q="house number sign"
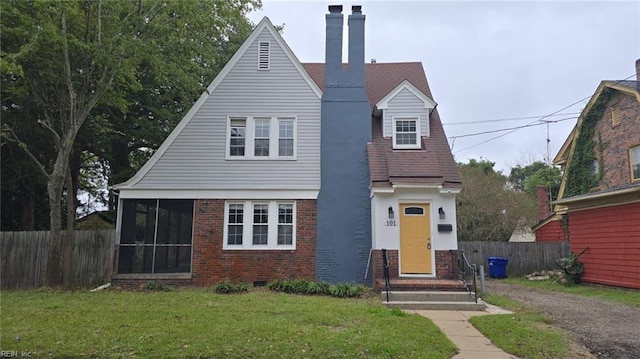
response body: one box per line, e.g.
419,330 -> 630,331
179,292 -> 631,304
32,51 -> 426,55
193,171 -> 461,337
385,220 -> 397,227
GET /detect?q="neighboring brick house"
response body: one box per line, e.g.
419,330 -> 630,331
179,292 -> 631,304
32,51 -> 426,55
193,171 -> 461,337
533,59 -> 640,289
112,6 -> 461,287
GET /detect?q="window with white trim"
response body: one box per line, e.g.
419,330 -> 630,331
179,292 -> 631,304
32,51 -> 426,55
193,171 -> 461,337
226,116 -> 296,159
229,118 -> 246,156
630,145 -> 640,181
254,118 -> 270,157
224,201 -> 296,249
392,117 -> 420,149
278,119 -> 294,157
258,41 -> 270,70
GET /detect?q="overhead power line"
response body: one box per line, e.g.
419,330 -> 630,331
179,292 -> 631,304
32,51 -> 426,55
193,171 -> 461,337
442,112 -> 581,126
452,73 -> 638,154
449,117 -> 576,139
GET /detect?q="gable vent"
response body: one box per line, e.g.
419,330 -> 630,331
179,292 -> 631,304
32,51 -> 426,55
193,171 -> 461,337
258,41 -> 270,70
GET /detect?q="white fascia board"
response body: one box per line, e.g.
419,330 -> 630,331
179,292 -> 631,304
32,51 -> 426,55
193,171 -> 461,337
114,17 -> 322,190
392,183 -> 442,189
117,188 -> 319,200
376,80 -> 437,110
371,187 -> 395,195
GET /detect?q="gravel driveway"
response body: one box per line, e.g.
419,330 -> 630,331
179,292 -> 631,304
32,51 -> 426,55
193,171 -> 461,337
485,280 -> 640,359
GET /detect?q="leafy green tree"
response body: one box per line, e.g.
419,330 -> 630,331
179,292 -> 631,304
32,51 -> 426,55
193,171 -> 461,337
1,0 -> 260,286
456,159 -> 536,241
508,161 -> 562,201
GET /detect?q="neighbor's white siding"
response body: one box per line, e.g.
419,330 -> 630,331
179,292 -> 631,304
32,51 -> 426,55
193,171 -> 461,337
134,28 -> 321,189
382,88 -> 429,138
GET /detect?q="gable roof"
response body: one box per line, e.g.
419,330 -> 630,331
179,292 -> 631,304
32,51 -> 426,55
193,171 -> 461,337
114,17 -> 321,189
376,80 -> 437,111
554,79 -> 640,201
554,80 -> 640,166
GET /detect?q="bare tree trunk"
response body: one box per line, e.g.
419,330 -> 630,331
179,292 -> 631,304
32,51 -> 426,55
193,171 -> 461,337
62,165 -> 75,287
45,178 -> 64,287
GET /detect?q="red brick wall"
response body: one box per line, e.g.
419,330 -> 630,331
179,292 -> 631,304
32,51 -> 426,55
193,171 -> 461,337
535,219 -> 566,242
569,202 -> 640,289
371,249 -> 459,283
435,250 -> 460,279
191,199 -> 316,285
593,91 -> 640,190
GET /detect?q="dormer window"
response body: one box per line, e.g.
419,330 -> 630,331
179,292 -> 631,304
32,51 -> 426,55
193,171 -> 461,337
393,117 -> 420,149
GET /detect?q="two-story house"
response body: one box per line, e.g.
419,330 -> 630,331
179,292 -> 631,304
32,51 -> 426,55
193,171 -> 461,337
534,59 -> 640,289
112,5 -> 462,287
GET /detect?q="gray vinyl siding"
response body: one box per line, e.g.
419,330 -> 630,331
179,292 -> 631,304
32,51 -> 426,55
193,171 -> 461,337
382,88 -> 429,138
135,28 -> 321,189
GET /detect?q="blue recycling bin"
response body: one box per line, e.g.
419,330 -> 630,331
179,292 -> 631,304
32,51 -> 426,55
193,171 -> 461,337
487,256 -> 509,278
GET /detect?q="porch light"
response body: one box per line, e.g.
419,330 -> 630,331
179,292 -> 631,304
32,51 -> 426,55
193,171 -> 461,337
438,207 -> 445,219
388,206 -> 394,219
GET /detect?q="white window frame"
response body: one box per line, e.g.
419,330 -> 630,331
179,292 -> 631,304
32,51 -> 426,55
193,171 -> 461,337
258,41 -> 270,70
223,201 -> 296,250
226,116 -> 297,160
392,117 -> 421,149
630,145 -> 640,181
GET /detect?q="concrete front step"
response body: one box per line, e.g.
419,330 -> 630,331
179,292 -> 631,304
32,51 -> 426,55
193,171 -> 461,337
384,300 -> 487,311
381,290 -> 476,302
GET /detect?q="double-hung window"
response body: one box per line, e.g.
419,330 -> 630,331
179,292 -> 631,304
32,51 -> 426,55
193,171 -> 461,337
393,117 -> 421,149
227,116 -> 296,159
630,145 -> 640,181
224,201 -> 296,249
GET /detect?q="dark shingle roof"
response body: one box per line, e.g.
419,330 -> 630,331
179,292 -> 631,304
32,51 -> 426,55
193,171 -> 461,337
302,62 -> 462,188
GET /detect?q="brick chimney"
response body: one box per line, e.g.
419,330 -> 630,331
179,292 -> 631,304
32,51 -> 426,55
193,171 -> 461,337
536,186 -> 551,221
324,5 -> 343,83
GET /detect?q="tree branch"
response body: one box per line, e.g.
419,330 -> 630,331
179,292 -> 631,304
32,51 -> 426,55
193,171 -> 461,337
1,125 -> 51,180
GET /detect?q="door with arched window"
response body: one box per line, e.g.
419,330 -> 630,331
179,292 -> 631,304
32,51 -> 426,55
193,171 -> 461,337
399,203 -> 432,274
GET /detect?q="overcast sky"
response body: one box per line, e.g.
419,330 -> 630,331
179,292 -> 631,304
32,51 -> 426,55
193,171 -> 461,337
247,0 -> 640,173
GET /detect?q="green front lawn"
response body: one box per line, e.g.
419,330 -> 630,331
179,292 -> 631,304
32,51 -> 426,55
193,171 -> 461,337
1,288 -> 456,358
471,294 -> 570,359
503,277 -> 640,308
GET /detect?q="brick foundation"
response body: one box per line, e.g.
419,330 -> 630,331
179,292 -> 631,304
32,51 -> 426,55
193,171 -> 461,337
191,199 -> 316,285
371,249 -> 460,288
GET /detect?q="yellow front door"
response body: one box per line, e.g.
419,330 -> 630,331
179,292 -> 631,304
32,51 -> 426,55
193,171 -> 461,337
400,204 -> 432,274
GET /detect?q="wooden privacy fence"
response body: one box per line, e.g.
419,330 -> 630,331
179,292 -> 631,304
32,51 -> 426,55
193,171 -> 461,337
458,241 -> 571,276
1,230 -> 116,290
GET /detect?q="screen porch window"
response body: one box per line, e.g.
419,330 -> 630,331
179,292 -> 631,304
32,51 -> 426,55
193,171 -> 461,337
393,117 -> 420,149
118,199 -> 193,274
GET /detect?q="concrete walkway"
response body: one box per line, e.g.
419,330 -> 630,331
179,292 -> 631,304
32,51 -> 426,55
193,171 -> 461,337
408,303 -> 521,359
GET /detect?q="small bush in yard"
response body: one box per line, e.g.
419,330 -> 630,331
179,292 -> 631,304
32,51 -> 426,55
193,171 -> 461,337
555,251 -> 584,285
214,282 -> 249,294
267,279 -> 364,298
144,281 -> 172,292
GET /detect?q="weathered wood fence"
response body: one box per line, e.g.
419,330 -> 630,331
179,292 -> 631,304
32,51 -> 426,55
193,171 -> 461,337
459,241 -> 570,276
1,230 -> 116,290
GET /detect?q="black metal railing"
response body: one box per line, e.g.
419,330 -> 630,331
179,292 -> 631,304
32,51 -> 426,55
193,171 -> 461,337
459,250 -> 478,303
382,249 -> 391,302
